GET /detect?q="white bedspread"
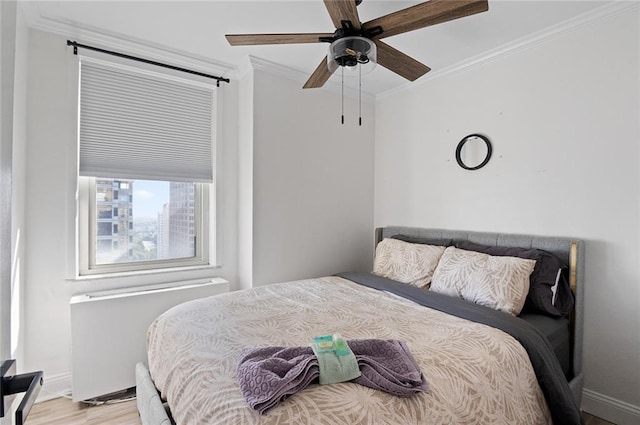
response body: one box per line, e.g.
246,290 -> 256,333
147,276 -> 551,424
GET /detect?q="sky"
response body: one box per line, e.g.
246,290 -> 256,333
132,180 -> 169,219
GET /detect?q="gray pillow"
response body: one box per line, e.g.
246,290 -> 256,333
455,241 -> 574,317
390,234 -> 453,247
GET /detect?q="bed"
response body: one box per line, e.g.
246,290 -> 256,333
136,226 -> 585,425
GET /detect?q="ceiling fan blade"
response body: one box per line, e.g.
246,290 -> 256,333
303,56 -> 336,89
323,0 -> 361,30
226,33 -> 334,46
363,0 -> 488,40
375,40 -> 431,81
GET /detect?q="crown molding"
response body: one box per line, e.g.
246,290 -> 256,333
377,1 -> 640,100
20,1 -> 636,102
19,1 -> 238,80
249,55 -> 375,102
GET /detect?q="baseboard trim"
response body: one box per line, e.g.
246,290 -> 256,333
582,388 -> 640,425
37,372 -> 72,403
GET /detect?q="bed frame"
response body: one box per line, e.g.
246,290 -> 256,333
374,226 -> 585,405
135,226 -> 585,424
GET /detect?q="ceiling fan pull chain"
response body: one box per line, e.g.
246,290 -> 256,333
359,63 -> 362,126
341,66 -> 345,125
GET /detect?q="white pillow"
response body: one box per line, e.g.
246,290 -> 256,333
430,246 -> 535,315
373,238 -> 446,289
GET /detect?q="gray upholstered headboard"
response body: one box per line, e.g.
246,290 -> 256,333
375,226 -> 585,405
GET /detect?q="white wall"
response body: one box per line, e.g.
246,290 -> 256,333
0,0 -> 17,367
214,77 -> 240,291
11,0 -> 30,370
250,69 -> 375,285
1,2 -> 29,422
1,0 -> 29,370
237,67 -> 254,290
374,10 -> 639,425
23,29 -> 80,388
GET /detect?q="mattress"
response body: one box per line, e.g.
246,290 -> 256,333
147,276 -> 554,425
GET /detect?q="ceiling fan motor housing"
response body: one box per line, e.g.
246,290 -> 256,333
328,36 -> 377,74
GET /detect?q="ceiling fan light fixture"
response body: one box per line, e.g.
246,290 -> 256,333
327,36 -> 377,75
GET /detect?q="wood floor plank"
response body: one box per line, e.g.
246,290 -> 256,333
26,397 -> 141,425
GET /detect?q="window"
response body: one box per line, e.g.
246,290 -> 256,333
77,57 -> 216,276
83,177 -> 207,268
98,207 -> 112,219
97,222 -> 112,236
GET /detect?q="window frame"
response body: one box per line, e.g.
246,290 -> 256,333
71,52 -> 220,281
78,177 -> 210,276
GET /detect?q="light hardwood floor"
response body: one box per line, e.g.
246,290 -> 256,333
26,397 -> 141,425
26,396 -> 615,425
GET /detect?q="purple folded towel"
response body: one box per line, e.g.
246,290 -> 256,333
350,339 -> 428,396
236,346 -> 320,414
237,339 -> 429,414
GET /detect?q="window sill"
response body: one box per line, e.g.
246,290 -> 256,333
67,264 -> 223,295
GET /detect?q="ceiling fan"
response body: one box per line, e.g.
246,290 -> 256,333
226,0 -> 489,89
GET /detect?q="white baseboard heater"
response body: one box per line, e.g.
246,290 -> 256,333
70,278 -> 229,402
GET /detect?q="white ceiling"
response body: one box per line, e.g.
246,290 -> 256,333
24,0 -> 614,95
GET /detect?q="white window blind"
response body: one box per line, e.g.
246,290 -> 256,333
79,58 -> 215,183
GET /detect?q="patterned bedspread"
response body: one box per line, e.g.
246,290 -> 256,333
147,276 -> 552,425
